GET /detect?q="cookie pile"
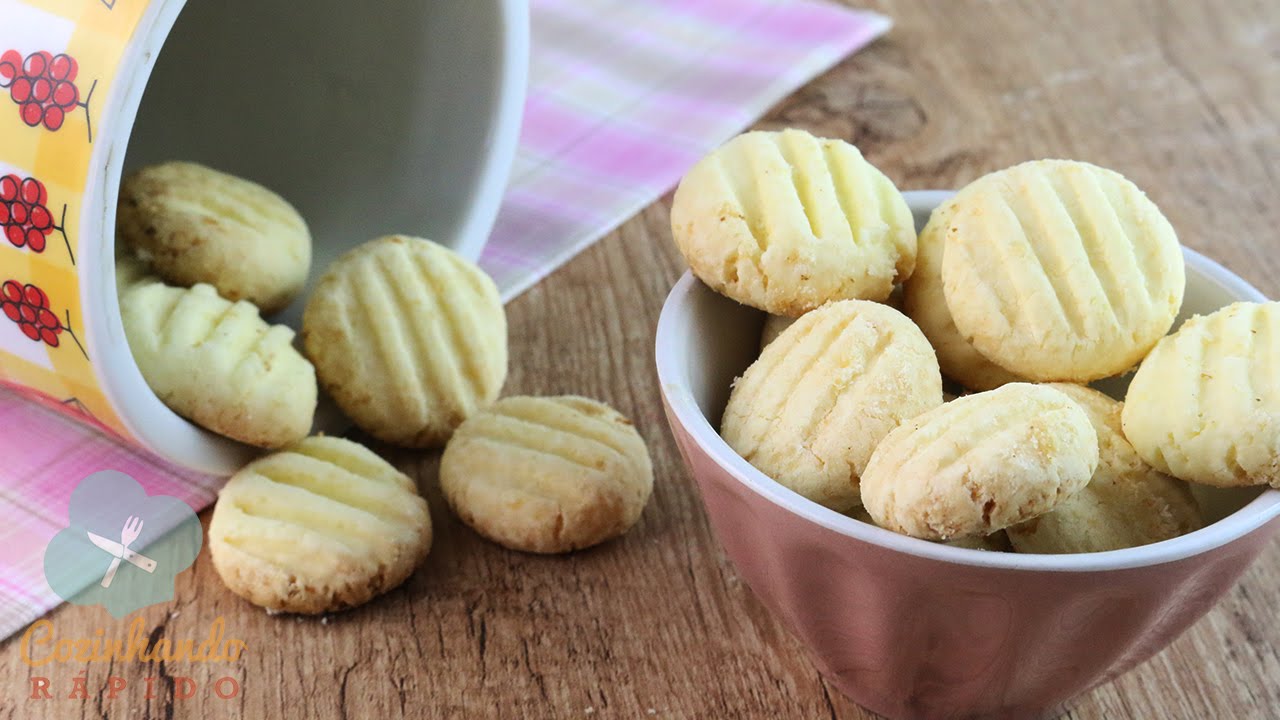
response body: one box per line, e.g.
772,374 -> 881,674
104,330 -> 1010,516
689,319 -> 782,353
671,128 -> 1277,554
116,162 -> 654,614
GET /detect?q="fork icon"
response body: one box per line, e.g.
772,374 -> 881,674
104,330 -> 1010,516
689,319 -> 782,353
99,515 -> 143,589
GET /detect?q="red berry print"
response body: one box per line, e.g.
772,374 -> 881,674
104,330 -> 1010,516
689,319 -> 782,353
10,77 -> 30,103
20,101 -> 42,126
22,52 -> 49,78
26,228 -> 45,252
42,105 -> 63,131
31,77 -> 50,103
48,54 -> 76,82
0,279 -> 81,355
2,49 -> 95,141
0,50 -> 20,88
23,284 -> 47,308
0,174 -> 73,262
17,178 -> 41,205
29,204 -> 50,229
52,80 -> 76,108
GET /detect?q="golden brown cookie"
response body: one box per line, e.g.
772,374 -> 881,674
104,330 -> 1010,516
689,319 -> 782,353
671,129 -> 915,316
940,160 -> 1184,382
117,162 -> 311,314
722,300 -> 943,512
1122,302 -> 1280,488
860,383 -> 1099,540
303,235 -> 507,447
1008,384 -> 1202,553
120,280 -> 316,448
440,396 -> 653,553
210,436 -> 431,614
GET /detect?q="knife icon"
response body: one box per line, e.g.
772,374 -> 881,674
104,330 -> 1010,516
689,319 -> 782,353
88,526 -> 158,587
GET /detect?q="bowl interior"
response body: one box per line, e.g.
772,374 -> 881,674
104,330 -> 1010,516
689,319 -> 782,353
658,189 -> 1279,564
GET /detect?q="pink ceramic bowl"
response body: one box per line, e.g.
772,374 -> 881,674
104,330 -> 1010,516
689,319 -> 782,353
655,190 -> 1280,720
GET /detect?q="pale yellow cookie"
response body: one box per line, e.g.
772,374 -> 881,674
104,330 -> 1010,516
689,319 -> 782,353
1122,302 -> 1280,488
1008,384 -> 1202,553
903,194 -> 1024,391
671,129 -> 915,316
303,235 -> 507,448
861,383 -> 1099,540
121,281 -> 316,448
117,162 -> 311,314
848,506 -> 1011,551
440,396 -> 653,554
722,300 -> 943,512
759,288 -> 903,351
209,436 -> 431,614
940,160 -> 1184,382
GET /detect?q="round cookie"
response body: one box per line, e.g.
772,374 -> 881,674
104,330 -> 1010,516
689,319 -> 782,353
1122,301 -> 1280,488
117,161 -> 311,314
759,288 -> 904,351
722,300 -> 943,513
671,129 -> 915,316
940,160 -> 1184,382
1008,384 -> 1202,554
440,396 -> 653,554
903,193 -> 1024,391
860,383 -> 1099,540
209,436 -> 431,614
303,235 -> 507,448
120,280 -> 316,448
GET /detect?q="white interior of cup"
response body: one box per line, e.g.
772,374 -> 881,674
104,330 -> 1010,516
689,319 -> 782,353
79,0 -> 528,474
656,189 -> 1280,570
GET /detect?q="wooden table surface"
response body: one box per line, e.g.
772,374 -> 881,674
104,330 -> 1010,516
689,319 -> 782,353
3,1 -> 1279,718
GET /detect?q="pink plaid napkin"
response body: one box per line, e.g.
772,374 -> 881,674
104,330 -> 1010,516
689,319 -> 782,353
0,0 -> 888,638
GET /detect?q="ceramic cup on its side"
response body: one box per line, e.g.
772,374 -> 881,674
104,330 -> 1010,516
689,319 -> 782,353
0,0 -> 527,473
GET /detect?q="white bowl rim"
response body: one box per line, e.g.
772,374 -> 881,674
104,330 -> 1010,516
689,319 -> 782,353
655,189 -> 1280,573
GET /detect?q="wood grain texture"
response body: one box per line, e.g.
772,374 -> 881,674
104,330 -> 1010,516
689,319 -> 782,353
2,0 -> 1278,717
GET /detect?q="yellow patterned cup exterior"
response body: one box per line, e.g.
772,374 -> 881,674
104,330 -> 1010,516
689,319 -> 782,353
0,0 -> 151,441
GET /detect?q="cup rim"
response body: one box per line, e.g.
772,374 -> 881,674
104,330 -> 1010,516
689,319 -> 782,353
655,189 -> 1280,573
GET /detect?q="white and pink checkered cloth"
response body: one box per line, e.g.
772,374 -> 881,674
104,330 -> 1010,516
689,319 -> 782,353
0,0 -> 888,639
